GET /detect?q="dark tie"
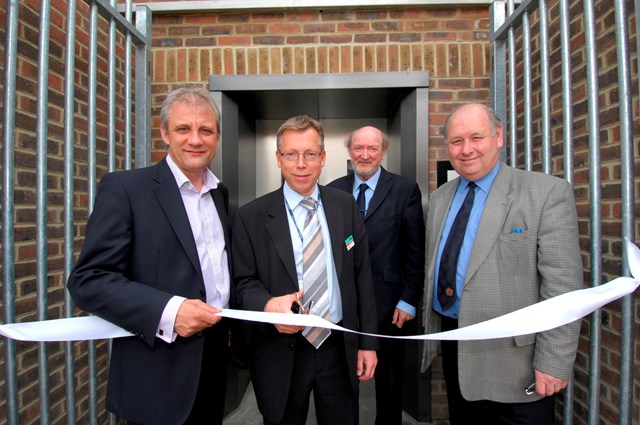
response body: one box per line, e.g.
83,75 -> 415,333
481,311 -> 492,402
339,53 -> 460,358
356,183 -> 368,217
299,198 -> 331,348
437,182 -> 476,311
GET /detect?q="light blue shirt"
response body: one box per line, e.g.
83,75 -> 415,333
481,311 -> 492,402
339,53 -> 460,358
433,162 -> 501,319
283,182 -> 342,323
352,167 -> 381,215
353,167 -> 416,317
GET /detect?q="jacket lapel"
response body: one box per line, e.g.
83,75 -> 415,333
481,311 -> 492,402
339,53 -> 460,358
265,189 -> 299,289
365,167 -> 392,220
464,164 -> 513,285
319,186 -> 344,277
152,159 -> 203,280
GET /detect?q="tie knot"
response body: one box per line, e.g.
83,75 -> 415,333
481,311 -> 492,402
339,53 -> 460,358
467,181 -> 476,190
358,183 -> 368,193
300,197 -> 316,211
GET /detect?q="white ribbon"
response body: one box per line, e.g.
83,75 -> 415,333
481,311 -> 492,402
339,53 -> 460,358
2,240 -> 638,343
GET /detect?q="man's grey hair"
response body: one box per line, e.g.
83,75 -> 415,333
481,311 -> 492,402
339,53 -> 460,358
159,86 -> 221,135
442,103 -> 503,138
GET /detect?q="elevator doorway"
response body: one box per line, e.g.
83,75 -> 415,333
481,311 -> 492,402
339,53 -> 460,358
210,71 -> 430,421
209,72 -> 429,212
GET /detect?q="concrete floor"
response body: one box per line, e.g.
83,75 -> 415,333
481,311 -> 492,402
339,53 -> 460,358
223,379 -> 431,425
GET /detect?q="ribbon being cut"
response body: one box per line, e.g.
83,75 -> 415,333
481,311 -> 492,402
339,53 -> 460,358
1,239 -> 639,343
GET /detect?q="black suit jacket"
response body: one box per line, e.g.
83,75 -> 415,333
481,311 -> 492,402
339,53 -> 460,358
232,185 -> 378,423
328,167 -> 425,327
67,158 -> 232,425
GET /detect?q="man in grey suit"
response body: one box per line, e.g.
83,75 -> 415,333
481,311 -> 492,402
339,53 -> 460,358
422,103 -> 583,425
232,115 -> 379,425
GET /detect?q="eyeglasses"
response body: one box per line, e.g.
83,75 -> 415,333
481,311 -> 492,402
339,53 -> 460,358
279,151 -> 323,162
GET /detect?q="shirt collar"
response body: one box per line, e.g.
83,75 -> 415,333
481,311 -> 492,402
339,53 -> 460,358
354,166 -> 382,192
283,182 -> 320,208
459,161 -> 500,194
165,154 -> 220,192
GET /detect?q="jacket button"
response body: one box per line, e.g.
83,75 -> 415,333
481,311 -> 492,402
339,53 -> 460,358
197,331 -> 203,337
288,344 -> 295,350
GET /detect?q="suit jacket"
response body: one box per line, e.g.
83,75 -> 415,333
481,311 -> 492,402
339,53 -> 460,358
328,167 -> 425,327
232,185 -> 379,423
422,162 -> 583,403
67,158 -> 232,425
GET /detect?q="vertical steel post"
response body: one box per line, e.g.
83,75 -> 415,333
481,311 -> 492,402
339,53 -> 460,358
522,12 -> 533,170
87,2 -> 99,423
63,0 -> 78,423
538,0 -> 551,173
135,5 -> 152,169
582,0 -> 602,422
612,0 -> 636,423
1,1 -> 20,421
559,0 -> 575,419
35,0 -> 52,420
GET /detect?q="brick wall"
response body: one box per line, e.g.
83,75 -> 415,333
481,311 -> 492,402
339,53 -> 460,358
147,6 -> 492,181
0,0 -> 638,424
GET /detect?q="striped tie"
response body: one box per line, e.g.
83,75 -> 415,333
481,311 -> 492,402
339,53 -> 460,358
299,198 -> 331,348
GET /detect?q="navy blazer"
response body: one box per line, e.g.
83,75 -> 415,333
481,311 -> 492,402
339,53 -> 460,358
328,167 -> 425,326
232,185 -> 378,423
68,158 -> 232,425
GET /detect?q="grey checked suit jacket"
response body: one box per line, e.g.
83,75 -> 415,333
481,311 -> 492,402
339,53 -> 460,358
422,162 -> 583,403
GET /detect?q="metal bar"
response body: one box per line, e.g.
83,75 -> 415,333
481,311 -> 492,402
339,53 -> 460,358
135,5 -> 152,168
108,0 -> 117,173
612,0 -> 636,423
116,0 -> 510,14
87,3 -> 100,423
63,0 -> 78,422
508,0 -> 517,167
582,0 -> 602,422
88,0 -> 147,46
35,0 -> 52,420
559,0 -> 575,419
124,0 -> 133,170
1,1 -> 20,423
522,12 -> 533,170
538,0 -> 551,173
492,0 -> 540,41
490,0 -> 507,163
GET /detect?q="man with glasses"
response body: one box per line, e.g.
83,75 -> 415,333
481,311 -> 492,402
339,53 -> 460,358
232,115 -> 379,425
329,126 -> 425,425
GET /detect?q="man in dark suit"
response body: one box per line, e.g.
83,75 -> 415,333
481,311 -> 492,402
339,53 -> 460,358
328,126 -> 425,425
67,87 -> 231,425
422,103 -> 583,425
232,115 -> 379,425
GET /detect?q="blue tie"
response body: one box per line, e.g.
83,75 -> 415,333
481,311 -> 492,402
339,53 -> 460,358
356,183 -> 367,217
437,182 -> 476,311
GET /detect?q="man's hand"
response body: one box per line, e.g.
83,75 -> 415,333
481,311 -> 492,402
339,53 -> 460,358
534,369 -> 567,396
392,308 -> 415,329
174,299 -> 222,338
356,350 -> 377,381
264,290 -> 304,334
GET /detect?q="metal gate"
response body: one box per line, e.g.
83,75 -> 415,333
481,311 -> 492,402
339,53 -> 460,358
490,0 -> 637,424
1,0 -> 151,423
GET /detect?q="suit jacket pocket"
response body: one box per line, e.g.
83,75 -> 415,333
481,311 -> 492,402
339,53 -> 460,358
498,230 -> 530,277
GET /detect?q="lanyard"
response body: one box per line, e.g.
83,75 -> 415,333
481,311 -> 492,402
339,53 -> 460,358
285,195 -> 320,243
